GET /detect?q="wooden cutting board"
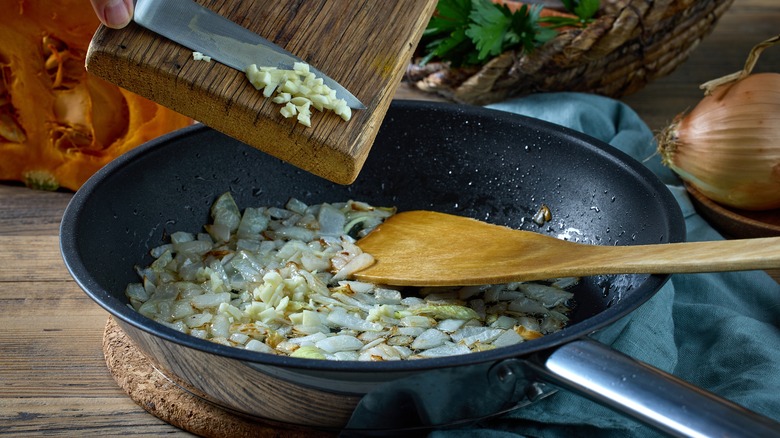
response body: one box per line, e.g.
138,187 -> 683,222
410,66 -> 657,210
86,0 -> 437,184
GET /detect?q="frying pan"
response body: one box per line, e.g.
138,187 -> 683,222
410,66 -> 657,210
59,101 -> 780,435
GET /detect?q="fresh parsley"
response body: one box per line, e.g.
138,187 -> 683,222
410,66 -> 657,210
540,0 -> 600,29
420,0 -> 480,66
420,0 -> 599,67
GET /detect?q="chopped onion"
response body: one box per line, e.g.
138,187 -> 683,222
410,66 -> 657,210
125,192 -> 577,360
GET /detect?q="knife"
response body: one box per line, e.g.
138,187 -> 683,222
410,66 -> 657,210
133,0 -> 365,110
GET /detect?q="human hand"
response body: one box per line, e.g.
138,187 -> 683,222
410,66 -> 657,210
90,0 -> 134,29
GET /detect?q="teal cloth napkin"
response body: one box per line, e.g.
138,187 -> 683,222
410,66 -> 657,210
420,93 -> 780,437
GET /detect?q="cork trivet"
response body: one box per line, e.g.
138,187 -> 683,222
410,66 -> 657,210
102,316 -> 335,438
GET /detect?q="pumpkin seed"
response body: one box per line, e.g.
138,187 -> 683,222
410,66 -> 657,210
0,112 -> 25,142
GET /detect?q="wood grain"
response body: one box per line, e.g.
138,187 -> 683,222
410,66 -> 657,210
101,317 -> 333,438
1,1 -> 778,435
0,184 -> 72,236
355,211 -> 780,286
0,237 -> 172,435
0,236 -> 72,281
86,0 -> 437,185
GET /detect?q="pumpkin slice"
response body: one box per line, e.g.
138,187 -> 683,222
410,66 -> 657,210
0,0 -> 191,191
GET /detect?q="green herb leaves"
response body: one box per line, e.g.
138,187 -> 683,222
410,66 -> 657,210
563,0 -> 600,20
420,0 -> 599,67
541,0 -> 600,28
468,1 -> 557,60
421,0 -> 476,66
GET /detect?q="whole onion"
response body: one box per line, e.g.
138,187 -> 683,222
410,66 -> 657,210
658,35 -> 780,211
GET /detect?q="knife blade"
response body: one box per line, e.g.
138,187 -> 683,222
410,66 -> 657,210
133,0 -> 365,109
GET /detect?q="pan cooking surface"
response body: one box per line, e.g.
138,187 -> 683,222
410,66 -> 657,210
61,101 -> 684,372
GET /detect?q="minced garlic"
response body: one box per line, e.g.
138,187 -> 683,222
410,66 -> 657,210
192,51 -> 212,62
245,62 -> 351,127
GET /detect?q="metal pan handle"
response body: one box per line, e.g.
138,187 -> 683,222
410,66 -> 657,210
525,338 -> 780,437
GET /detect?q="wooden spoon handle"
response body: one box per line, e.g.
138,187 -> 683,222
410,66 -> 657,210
564,236 -> 780,277
447,236 -> 780,285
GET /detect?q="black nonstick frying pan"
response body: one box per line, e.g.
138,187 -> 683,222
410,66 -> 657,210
60,101 -> 780,435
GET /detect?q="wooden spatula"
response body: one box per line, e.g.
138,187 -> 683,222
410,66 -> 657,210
353,211 -> 780,286
86,0 -> 437,184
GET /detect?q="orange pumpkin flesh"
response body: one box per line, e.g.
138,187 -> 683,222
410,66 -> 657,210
0,0 -> 191,191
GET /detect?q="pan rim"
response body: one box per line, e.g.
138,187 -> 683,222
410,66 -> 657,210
60,100 -> 685,373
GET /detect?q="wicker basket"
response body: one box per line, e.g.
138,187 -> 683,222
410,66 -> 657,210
405,0 -> 735,105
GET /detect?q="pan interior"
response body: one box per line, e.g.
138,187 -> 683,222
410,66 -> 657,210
61,101 -> 684,372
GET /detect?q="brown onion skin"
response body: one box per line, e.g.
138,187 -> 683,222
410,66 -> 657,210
659,72 -> 780,211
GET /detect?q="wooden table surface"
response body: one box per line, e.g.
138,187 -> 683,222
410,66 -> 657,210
1,1 -> 778,435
